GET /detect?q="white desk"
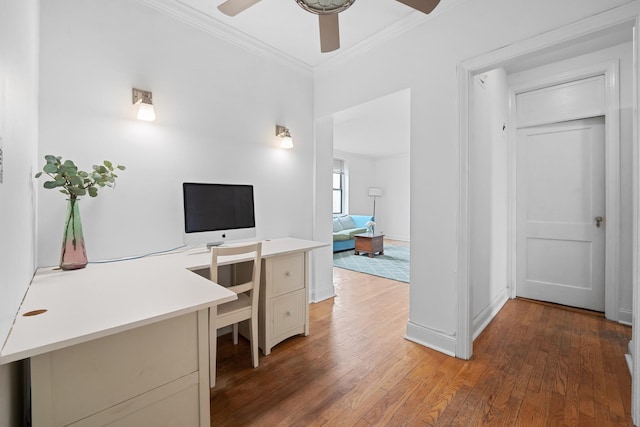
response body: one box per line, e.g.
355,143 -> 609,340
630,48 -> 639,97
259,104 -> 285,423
0,237 -> 326,427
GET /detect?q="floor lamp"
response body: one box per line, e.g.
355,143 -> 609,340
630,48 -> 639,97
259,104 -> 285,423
368,187 -> 382,219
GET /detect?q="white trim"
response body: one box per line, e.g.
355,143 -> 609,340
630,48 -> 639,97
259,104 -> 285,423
310,285 -> 336,303
137,0 -> 473,73
135,0 -> 312,74
472,289 -> 509,341
456,63 -> 472,360
619,308 -> 633,326
316,0 -> 472,71
405,321 -> 456,357
507,61 -> 621,322
632,18 -> 640,425
605,61 -> 622,322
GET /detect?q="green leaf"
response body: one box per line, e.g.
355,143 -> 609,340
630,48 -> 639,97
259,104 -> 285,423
37,156 -> 125,199
70,175 -> 83,186
43,164 -> 58,174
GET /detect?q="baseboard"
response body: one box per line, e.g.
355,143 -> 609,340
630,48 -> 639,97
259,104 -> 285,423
405,321 -> 456,357
619,308 -> 632,325
310,283 -> 335,303
472,289 -> 509,340
383,235 -> 409,242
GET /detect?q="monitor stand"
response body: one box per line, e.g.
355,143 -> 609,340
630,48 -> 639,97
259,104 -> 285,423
206,241 -> 224,249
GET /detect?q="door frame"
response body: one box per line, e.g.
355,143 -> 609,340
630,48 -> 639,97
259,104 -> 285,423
457,3 -> 640,415
508,64 -> 620,320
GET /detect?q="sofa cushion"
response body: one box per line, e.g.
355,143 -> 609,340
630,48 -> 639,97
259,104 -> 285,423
333,228 -> 368,241
332,218 -> 343,232
348,228 -> 368,238
333,230 -> 353,241
337,215 -> 356,230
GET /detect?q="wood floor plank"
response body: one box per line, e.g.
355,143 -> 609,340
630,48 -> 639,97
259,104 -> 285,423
210,263 -> 633,426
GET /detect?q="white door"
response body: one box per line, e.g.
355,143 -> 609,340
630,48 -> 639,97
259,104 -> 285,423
516,117 -> 605,311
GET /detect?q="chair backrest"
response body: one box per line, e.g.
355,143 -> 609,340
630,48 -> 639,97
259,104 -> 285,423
210,242 -> 262,305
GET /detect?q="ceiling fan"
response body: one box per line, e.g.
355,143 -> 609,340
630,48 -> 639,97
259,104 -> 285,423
217,0 -> 441,53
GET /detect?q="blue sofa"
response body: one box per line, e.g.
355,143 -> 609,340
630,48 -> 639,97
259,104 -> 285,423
332,214 -> 374,252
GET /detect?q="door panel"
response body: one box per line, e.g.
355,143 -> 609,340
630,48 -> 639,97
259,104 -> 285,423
516,117 -> 605,311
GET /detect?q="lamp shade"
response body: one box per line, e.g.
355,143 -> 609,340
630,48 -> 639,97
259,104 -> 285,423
136,102 -> 156,122
368,187 -> 382,197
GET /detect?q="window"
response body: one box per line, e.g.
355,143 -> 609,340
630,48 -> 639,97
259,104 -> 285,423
333,159 -> 345,215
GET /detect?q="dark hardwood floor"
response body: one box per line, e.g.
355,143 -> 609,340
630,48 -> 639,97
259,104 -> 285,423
210,266 -> 633,426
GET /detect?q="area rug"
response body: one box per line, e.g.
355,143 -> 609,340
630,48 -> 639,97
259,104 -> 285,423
333,244 -> 410,283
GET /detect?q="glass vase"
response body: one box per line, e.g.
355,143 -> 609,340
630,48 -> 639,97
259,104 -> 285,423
60,198 -> 88,270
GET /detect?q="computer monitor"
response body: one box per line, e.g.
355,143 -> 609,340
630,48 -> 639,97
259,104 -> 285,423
182,182 -> 256,247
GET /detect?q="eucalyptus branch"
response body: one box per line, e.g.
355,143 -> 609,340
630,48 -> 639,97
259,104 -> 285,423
35,155 -> 126,199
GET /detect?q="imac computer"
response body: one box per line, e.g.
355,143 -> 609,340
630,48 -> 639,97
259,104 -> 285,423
182,182 -> 256,247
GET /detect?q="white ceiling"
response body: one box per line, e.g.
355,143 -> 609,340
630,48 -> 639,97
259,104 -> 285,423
141,0 -> 456,69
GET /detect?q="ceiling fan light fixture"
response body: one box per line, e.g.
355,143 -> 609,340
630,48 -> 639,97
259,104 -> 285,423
295,0 -> 356,15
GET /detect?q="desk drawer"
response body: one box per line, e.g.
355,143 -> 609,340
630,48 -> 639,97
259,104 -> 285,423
31,313 -> 199,426
271,289 -> 305,338
267,252 -> 304,296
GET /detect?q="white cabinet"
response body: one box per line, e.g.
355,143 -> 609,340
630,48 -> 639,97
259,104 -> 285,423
30,310 -> 211,427
258,252 -> 308,355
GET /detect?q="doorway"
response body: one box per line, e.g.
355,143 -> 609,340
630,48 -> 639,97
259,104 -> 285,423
456,9 -> 634,356
457,6 -> 638,422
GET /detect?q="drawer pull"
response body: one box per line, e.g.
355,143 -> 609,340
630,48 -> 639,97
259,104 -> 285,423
286,310 -> 292,316
285,271 -> 291,277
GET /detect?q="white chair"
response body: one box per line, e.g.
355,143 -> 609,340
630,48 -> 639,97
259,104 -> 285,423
209,241 -> 262,387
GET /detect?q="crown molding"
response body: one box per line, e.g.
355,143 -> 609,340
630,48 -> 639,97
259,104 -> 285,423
136,0 -> 471,72
136,0 -> 314,74
315,0 -> 472,71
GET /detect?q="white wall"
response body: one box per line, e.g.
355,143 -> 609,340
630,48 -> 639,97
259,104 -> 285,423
374,155 -> 410,241
470,68 -> 509,333
0,0 -> 39,424
334,151 -> 376,216
37,0 -> 316,268
508,41 -> 635,323
314,0 -> 634,355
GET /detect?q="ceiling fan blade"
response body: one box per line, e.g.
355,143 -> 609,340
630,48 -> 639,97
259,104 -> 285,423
395,0 -> 441,14
217,0 -> 261,16
319,14 -> 340,53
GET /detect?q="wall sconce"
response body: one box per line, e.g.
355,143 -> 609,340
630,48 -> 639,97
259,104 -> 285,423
276,125 -> 293,149
132,88 -> 156,122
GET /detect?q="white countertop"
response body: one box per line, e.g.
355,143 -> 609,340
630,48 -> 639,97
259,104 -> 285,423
0,237 -> 327,364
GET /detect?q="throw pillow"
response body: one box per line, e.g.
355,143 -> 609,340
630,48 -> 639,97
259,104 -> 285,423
333,218 -> 343,232
338,215 -> 356,230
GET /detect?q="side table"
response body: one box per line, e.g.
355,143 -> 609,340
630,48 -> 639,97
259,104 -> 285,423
354,233 -> 385,257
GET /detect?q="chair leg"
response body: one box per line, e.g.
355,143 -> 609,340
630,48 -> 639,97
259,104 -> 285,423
233,323 -> 239,345
250,317 -> 259,368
